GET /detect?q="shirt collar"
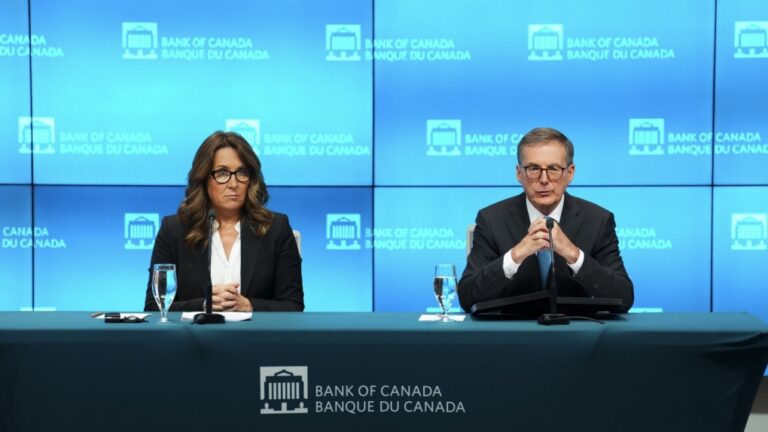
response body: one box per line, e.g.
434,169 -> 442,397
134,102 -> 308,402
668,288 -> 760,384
525,195 -> 565,224
211,219 -> 241,233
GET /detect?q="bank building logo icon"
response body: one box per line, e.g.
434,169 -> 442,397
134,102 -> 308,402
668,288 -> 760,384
528,24 -> 564,61
734,22 -> 768,59
18,117 -> 56,154
225,119 -> 261,149
124,213 -> 160,250
427,120 -> 462,156
122,22 -> 158,60
259,366 -> 309,415
731,213 -> 768,251
326,213 -> 361,250
629,118 -> 665,156
326,24 -> 361,61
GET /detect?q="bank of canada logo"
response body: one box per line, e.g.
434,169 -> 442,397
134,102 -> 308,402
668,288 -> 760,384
731,213 -> 768,251
225,119 -> 261,150
259,366 -> 309,415
426,120 -> 462,156
734,22 -> 768,59
18,117 -> 55,154
629,118 -> 665,156
326,24 -> 361,61
528,24 -> 564,61
326,213 -> 361,250
122,22 -> 158,60
124,213 -> 160,250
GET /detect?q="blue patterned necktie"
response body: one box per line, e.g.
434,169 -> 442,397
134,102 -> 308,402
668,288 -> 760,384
537,250 -> 552,290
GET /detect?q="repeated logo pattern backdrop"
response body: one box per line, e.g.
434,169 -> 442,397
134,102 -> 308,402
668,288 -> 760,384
0,0 -> 766,320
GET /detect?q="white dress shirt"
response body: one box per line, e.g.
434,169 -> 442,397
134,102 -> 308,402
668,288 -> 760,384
210,220 -> 242,293
502,196 -> 585,279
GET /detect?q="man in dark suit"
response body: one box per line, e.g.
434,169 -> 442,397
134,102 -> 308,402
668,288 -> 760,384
458,127 -> 633,312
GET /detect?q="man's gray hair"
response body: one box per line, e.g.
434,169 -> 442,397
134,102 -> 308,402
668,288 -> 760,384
516,127 -> 574,165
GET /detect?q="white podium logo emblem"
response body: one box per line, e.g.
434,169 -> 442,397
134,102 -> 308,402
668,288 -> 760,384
260,366 -> 309,414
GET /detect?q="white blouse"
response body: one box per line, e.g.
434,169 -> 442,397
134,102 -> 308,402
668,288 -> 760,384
210,220 -> 242,293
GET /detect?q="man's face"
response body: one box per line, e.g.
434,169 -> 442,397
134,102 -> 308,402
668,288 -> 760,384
516,140 -> 575,215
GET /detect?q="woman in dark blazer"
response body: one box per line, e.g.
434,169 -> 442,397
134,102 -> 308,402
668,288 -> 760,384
144,131 -> 304,312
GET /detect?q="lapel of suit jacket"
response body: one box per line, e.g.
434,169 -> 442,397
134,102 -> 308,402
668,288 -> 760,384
559,193 -> 583,242
558,193 -> 584,274
240,221 -> 264,297
190,241 -> 210,295
505,193 -> 530,247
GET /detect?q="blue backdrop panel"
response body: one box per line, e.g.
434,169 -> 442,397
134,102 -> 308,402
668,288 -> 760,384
714,0 -> 768,184
269,187 -> 372,311
713,187 -> 768,323
4,0 -> 768,319
33,186 -> 183,311
575,187 -> 711,312
374,187 -> 514,312
0,186 -> 32,310
374,0 -> 714,186
29,0 -> 372,186
0,0 -> 31,184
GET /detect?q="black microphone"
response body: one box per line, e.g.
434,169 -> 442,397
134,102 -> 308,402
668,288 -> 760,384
538,216 -> 569,325
205,209 -> 216,312
545,216 -> 554,230
193,209 -> 225,324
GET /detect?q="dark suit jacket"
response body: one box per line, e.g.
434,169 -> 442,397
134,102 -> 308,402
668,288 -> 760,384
144,212 -> 304,312
458,192 -> 633,312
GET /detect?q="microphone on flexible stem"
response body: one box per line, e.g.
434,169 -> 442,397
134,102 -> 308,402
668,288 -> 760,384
538,216 -> 570,325
193,209 -> 225,325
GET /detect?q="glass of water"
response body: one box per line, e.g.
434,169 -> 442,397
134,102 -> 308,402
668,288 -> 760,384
152,263 -> 177,323
433,264 -> 457,322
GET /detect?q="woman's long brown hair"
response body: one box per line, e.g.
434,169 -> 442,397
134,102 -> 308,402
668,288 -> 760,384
178,131 -> 272,251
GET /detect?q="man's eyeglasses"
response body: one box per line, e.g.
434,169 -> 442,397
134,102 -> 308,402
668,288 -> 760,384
210,168 -> 251,184
522,164 -> 570,180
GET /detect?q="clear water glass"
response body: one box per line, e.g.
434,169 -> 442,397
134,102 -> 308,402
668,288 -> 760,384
433,264 -> 457,322
152,263 -> 177,323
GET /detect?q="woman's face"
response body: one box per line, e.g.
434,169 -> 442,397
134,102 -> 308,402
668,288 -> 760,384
206,147 -> 250,217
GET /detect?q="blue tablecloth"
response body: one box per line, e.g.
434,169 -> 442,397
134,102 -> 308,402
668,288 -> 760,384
0,312 -> 765,431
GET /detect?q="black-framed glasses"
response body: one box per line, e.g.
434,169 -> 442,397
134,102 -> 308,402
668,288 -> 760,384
522,164 -> 570,180
209,168 -> 251,184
